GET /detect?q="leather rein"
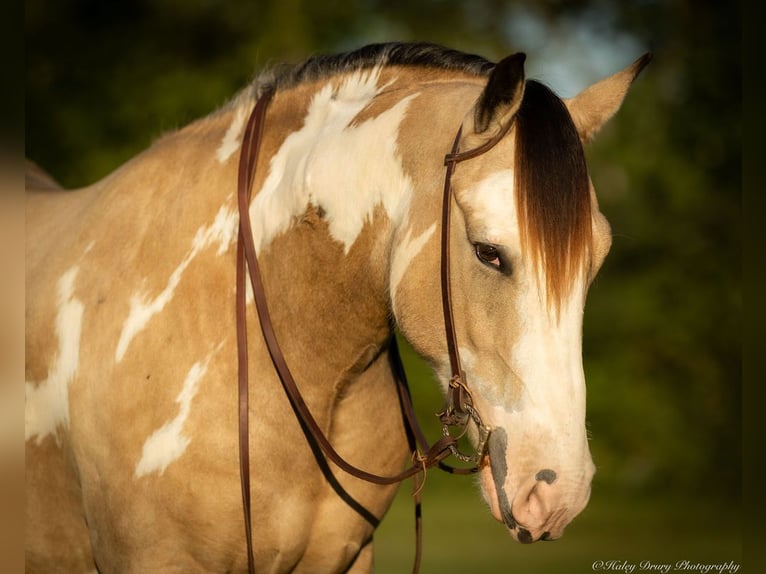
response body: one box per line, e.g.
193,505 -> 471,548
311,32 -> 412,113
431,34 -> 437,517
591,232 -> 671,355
235,86 -> 500,573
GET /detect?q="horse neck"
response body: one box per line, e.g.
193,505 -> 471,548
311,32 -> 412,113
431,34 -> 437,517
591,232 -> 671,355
237,76 -> 411,376
210,69 -> 479,379
249,209 -> 394,378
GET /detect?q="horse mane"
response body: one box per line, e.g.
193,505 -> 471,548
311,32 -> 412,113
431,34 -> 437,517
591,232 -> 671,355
251,42 -> 495,93
241,42 -> 592,310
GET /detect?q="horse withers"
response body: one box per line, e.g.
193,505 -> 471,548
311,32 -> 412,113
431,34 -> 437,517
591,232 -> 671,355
26,43 -> 649,572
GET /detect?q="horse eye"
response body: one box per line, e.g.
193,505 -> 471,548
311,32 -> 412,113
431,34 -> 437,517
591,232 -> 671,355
474,243 -> 501,268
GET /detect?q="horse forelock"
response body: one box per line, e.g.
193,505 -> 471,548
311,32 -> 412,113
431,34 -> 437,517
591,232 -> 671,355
514,80 -> 592,312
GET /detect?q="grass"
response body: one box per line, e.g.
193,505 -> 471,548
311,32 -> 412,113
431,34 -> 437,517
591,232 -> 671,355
374,468 -> 741,574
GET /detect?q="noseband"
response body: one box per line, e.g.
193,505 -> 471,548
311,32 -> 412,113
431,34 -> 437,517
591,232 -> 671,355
235,86 -> 505,573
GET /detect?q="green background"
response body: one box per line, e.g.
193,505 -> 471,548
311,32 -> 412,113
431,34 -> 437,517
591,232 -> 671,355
26,1 -> 741,572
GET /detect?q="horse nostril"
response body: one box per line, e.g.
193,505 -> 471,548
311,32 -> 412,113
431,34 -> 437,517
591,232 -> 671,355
541,531 -> 552,541
535,469 -> 557,484
517,528 -> 534,544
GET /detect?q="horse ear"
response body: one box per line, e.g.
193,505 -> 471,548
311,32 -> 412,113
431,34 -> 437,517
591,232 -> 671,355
565,53 -> 653,143
469,53 -> 526,138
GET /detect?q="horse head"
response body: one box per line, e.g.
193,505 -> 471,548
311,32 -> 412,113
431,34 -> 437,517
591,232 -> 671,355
392,51 -> 651,543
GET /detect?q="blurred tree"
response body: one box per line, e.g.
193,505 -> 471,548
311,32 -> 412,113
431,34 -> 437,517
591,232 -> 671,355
582,0 -> 741,496
26,0 -> 740,500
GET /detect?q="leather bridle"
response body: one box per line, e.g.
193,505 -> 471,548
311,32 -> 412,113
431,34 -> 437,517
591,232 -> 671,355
235,86 -> 502,573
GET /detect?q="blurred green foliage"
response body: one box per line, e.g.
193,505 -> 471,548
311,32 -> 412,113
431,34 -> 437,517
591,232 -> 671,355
376,463 -> 740,573
26,0 -> 740,540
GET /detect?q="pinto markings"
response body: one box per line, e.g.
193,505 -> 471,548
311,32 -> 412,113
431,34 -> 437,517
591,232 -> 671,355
460,168 -> 519,248
25,267 -> 84,443
389,222 -> 436,311
250,68 -> 419,254
216,104 -> 249,163
509,269 -> 588,419
134,349 -> 218,478
115,203 -> 237,362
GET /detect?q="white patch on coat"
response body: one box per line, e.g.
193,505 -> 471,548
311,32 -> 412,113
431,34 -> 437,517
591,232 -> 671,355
461,168 -> 518,245
389,222 -> 436,310
249,68 -> 418,254
216,105 -> 249,163
134,350 -> 217,478
116,203 -> 237,362
25,267 -> 84,443
510,273 -> 587,419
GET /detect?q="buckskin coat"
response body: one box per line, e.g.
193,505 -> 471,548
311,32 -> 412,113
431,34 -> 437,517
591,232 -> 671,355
26,43 -> 649,573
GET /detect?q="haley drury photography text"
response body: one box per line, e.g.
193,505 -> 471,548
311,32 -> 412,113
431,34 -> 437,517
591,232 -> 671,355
592,560 -> 740,574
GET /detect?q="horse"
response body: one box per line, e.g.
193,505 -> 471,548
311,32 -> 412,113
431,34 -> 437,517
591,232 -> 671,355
25,42 -> 649,573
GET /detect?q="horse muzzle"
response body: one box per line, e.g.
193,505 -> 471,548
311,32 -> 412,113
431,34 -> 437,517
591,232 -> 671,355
481,427 -> 595,543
